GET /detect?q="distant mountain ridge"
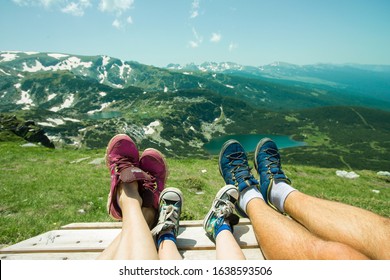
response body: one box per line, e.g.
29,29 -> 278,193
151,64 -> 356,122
1,51 -> 389,170
166,61 -> 390,103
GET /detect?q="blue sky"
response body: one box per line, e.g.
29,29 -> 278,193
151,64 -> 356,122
1,0 -> 390,67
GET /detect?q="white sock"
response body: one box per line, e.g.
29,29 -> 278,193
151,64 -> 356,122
269,180 -> 296,213
239,186 -> 264,215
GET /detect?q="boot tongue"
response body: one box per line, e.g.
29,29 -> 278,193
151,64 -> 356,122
119,166 -> 152,183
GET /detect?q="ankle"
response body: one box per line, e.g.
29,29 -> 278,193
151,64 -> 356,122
157,230 -> 176,248
118,182 -> 142,207
215,222 -> 232,237
269,180 -> 296,213
239,186 -> 264,215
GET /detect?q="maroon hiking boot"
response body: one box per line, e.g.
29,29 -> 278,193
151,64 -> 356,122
139,148 -> 168,210
105,134 -> 151,220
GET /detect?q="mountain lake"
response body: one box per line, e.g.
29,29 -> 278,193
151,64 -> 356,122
204,134 -> 306,155
87,111 -> 122,119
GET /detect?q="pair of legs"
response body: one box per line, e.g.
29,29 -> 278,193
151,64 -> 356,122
248,192 -> 389,259
97,134 -> 182,260
97,182 -> 182,260
218,138 -> 390,259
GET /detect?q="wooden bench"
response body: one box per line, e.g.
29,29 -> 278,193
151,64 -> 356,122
0,219 -> 264,260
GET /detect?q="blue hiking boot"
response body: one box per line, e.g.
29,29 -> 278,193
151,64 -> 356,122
254,138 -> 291,211
219,139 -> 259,217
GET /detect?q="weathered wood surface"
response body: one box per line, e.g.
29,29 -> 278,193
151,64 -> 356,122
0,219 -> 264,260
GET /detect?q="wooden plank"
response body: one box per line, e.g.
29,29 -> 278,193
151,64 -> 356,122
181,249 -> 264,260
0,252 -> 100,260
60,219 -> 252,230
177,224 -> 258,250
0,229 -> 120,253
61,222 -> 122,230
0,220 -> 262,260
0,223 -> 257,253
0,249 -> 264,260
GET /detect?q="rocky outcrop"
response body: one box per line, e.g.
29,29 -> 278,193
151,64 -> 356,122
0,114 -> 55,148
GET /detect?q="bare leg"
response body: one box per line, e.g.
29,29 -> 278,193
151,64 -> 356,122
96,232 -> 121,260
247,198 -> 368,260
142,207 -> 157,229
97,206 -> 156,260
285,191 -> 390,259
158,240 -> 183,260
97,181 -> 158,259
216,230 -> 246,260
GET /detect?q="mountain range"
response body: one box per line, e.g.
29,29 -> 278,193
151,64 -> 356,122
1,51 -> 389,170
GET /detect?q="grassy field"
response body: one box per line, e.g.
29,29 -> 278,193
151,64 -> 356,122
0,140 -> 389,246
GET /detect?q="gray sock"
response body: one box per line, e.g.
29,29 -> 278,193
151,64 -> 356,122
239,186 -> 264,215
269,180 -> 296,213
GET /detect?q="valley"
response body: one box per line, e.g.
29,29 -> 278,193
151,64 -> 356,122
1,51 -> 389,171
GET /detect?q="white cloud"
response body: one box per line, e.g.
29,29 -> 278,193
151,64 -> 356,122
13,0 -> 92,16
210,32 -> 222,43
12,0 -> 62,8
41,0 -> 58,7
188,27 -> 203,48
190,0 -> 200,19
229,42 -> 238,52
12,0 -> 135,30
112,16 -> 132,29
99,0 -> 134,15
62,1 -> 91,16
189,41 -> 199,48
112,19 -> 122,29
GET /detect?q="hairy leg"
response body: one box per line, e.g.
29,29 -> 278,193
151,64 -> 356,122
247,198 -> 368,260
284,191 -> 390,259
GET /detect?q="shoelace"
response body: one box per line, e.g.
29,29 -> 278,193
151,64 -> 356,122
227,152 -> 253,181
142,175 -> 158,191
151,204 -> 179,236
110,156 -> 134,173
213,198 -> 235,218
264,147 -> 284,176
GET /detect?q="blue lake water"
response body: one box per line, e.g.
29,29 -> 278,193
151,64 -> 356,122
204,134 -> 306,155
87,111 -> 122,119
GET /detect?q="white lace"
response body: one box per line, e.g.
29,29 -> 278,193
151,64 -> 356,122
151,204 -> 179,236
212,199 -> 235,218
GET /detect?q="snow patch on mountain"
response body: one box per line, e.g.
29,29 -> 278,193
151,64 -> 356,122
0,68 -> 10,75
0,52 -> 18,62
144,120 -> 161,135
22,57 -> 93,73
48,53 -> 69,59
87,102 -> 112,114
63,117 -> 81,122
50,94 -> 75,112
102,56 -> 110,67
47,93 -> 57,101
141,120 -> 171,147
117,62 -> 132,79
38,117 -> 81,127
16,90 -> 34,110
